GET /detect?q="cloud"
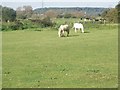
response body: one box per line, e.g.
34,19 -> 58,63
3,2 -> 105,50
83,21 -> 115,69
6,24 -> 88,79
2,0 -> 119,2
2,0 -> 119,10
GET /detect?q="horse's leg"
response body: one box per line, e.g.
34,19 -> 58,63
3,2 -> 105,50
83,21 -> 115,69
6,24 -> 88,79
58,30 -> 61,37
81,27 -> 84,33
67,30 -> 69,37
75,28 -> 77,32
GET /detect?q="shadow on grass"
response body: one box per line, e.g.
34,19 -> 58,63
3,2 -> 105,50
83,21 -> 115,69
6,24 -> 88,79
84,31 -> 90,33
59,35 -> 79,38
60,33 -> 91,38
34,29 -> 42,31
69,34 -> 79,37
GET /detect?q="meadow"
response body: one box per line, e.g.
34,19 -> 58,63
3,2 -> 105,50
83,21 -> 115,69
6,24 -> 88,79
2,19 -> 118,88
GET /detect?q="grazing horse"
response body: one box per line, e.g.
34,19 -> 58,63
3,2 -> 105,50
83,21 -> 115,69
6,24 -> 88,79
58,24 -> 69,37
73,23 -> 84,33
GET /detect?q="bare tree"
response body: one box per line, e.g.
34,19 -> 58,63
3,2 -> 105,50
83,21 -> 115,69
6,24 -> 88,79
44,10 -> 58,18
16,5 -> 33,19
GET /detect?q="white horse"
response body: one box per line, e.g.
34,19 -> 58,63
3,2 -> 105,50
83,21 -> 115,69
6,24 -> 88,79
73,23 -> 84,33
58,24 -> 69,37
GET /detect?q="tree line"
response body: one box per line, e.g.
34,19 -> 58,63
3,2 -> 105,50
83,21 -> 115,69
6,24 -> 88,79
2,3 -> 119,22
1,2 -> 120,31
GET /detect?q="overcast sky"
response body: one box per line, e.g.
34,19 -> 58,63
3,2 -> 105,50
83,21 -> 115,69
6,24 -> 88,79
1,0 -> 119,10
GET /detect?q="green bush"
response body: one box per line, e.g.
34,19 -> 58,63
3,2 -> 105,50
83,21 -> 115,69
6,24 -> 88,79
9,21 -> 23,30
2,22 -> 12,31
2,21 -> 24,31
30,17 -> 55,28
57,14 -> 63,18
2,24 -> 8,31
41,17 -> 54,27
2,6 -> 16,22
64,13 -> 72,18
22,23 -> 28,29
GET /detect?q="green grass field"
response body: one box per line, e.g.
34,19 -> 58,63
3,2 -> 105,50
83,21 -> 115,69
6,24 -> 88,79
2,22 -> 118,88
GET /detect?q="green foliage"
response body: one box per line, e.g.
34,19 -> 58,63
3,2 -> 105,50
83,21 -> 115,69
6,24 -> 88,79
115,2 -> 120,10
2,21 -> 23,31
64,13 -> 72,18
101,10 -> 109,18
101,3 -> 119,23
30,17 -> 55,28
22,19 -> 39,29
106,9 -> 118,23
2,24 -> 8,31
41,17 -> 54,27
0,5 -> 2,18
2,6 -> 16,22
10,21 -> 23,30
115,2 -> 120,23
56,13 -> 79,18
57,14 -> 63,18
2,18 -> 55,31
17,15 -> 27,19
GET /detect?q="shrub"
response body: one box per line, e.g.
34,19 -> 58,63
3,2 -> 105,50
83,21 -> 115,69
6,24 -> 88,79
10,21 -> 23,30
2,6 -> 16,22
29,17 -> 55,28
41,17 -> 54,27
57,14 -> 63,18
64,13 -> 72,18
2,24 -> 7,31
2,21 -> 24,31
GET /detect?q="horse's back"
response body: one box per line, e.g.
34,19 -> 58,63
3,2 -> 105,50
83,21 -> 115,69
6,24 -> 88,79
60,24 -> 69,31
74,23 -> 83,28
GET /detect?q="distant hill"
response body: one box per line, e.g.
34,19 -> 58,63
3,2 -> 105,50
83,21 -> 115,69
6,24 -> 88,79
34,7 -> 109,17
